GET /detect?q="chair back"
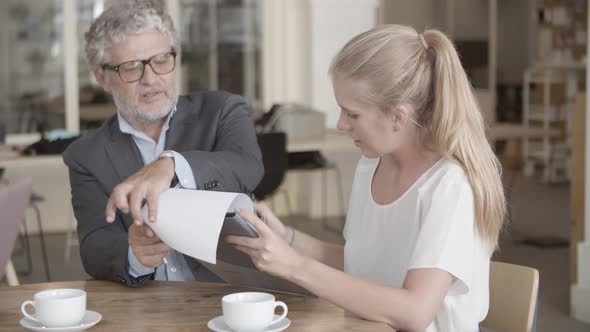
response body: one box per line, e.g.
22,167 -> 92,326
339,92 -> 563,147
253,132 -> 288,200
0,178 -> 33,280
0,122 -> 6,144
482,261 -> 540,332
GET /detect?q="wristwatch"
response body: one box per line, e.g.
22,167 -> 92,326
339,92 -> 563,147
158,150 -> 179,187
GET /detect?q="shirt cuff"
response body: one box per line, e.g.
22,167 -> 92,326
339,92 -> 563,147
169,150 -> 197,189
128,246 -> 155,278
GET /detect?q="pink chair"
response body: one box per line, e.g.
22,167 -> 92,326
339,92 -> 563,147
0,178 -> 33,286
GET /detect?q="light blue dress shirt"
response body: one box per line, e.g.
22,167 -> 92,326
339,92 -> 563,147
118,108 -> 197,282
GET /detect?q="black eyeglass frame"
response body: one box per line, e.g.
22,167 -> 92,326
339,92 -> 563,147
100,50 -> 177,83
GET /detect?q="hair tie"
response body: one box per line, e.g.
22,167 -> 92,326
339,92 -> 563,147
419,33 -> 429,50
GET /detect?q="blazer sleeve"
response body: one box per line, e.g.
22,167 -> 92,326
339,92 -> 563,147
63,150 -> 144,287
180,94 -> 263,194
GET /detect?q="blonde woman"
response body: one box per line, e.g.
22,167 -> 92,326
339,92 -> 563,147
226,24 -> 506,332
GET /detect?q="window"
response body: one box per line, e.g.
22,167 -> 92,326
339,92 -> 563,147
0,1 -> 65,134
179,0 -> 261,109
0,0 -> 262,139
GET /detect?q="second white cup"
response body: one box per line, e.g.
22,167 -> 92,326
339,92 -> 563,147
21,288 -> 86,328
222,292 -> 288,332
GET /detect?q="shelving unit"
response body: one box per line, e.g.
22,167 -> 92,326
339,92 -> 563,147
521,0 -> 587,182
522,64 -> 583,182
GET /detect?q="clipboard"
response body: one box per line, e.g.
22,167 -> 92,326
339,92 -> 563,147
144,189 -> 314,297
219,212 -> 258,238
202,213 -> 314,296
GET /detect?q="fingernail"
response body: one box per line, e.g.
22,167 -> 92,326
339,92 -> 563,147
134,219 -> 142,225
235,208 -> 242,213
149,216 -> 155,223
106,215 -> 114,222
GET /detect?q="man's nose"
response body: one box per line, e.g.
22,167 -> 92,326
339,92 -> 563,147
139,63 -> 158,84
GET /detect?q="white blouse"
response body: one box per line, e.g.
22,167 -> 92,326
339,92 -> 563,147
343,157 -> 491,332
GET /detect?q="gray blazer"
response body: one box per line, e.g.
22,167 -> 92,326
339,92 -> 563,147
63,91 -> 263,286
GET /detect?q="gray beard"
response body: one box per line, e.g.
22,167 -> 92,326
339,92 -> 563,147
113,94 -> 178,127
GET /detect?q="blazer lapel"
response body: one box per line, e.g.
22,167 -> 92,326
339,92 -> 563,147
104,120 -> 143,182
165,96 -> 191,149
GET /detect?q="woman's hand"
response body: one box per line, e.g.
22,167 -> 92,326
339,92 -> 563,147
225,208 -> 304,280
254,202 -> 290,241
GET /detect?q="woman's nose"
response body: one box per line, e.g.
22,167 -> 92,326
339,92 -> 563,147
336,113 -> 349,132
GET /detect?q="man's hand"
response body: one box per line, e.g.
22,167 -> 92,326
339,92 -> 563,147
128,224 -> 170,268
105,158 -> 175,225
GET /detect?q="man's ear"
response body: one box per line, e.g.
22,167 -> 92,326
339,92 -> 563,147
93,69 -> 111,93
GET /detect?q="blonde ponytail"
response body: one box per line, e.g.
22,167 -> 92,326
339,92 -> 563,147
330,25 -> 506,249
423,30 -> 506,249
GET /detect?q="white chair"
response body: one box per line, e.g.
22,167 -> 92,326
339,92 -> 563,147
0,178 -> 33,286
482,261 -> 540,332
5,260 -> 19,286
64,207 -> 79,263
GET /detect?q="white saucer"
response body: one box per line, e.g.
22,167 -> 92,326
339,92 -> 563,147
207,314 -> 290,332
20,310 -> 102,332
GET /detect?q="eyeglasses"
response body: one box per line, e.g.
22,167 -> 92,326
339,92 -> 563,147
101,51 -> 177,83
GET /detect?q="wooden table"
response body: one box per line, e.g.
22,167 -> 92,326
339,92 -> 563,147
0,280 -> 392,331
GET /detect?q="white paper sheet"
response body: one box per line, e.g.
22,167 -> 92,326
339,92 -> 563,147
141,189 -> 253,264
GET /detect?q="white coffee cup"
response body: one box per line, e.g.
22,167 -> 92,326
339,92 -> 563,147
21,288 -> 86,328
222,292 -> 288,332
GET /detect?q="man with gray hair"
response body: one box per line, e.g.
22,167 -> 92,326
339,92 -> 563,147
63,0 -> 263,287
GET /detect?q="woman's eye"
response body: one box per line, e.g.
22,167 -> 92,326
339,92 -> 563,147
340,109 -> 353,118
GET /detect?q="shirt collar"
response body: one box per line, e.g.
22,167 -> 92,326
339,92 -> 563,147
117,105 -> 177,141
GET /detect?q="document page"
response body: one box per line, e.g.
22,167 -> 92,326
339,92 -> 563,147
142,188 -> 312,296
142,188 -> 253,264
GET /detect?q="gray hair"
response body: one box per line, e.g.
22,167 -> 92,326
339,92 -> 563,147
84,0 -> 179,69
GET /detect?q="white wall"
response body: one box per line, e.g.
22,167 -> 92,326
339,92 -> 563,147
379,0 -> 488,38
308,0 -> 379,128
452,0 -> 489,40
262,0 -> 378,127
261,0 -> 311,109
260,0 -> 377,219
380,0 -> 433,31
497,0 -> 530,84
0,157 -> 72,234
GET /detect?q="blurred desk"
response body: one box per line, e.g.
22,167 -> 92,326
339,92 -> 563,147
287,129 -> 353,152
0,152 -> 63,168
79,104 -> 116,122
0,146 -> 69,234
489,123 -> 561,141
0,145 -> 63,170
0,280 -> 392,331
0,146 -> 21,161
285,125 -> 559,153
283,130 -> 355,220
45,103 -> 116,122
